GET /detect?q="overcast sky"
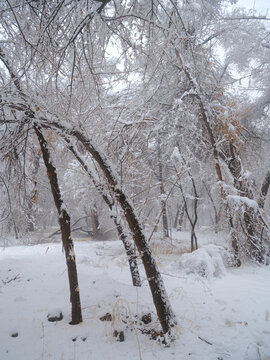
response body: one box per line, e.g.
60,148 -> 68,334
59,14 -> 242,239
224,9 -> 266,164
236,0 -> 269,13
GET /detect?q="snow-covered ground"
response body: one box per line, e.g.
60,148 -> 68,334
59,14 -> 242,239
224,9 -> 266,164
0,232 -> 270,360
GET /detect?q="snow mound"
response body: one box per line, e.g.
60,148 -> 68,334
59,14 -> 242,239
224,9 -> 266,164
172,245 -> 228,278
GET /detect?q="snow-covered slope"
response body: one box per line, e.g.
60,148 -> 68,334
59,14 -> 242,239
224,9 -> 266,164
0,237 -> 269,359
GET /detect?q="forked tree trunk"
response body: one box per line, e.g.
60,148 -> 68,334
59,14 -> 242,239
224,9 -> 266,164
44,123 -> 177,336
179,182 -> 198,252
175,146 -> 199,252
72,130 -> 177,335
34,125 -> 82,325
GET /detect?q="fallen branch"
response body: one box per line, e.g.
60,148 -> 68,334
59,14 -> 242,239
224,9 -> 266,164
2,274 -> 21,285
48,226 -> 93,238
198,336 -> 213,345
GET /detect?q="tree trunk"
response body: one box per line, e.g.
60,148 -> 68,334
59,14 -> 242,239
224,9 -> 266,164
178,204 -> 185,231
173,206 -> 180,229
174,48 -> 266,263
203,181 -> 220,233
1,40 -> 174,334
228,142 -> 264,262
112,188 -> 177,335
26,154 -> 40,232
191,228 -> 198,252
90,205 -> 99,237
45,124 -> 177,336
0,45 -> 84,323
258,171 -> 270,209
34,125 -> 82,325
113,216 -> 141,287
158,145 -> 169,239
64,138 -> 142,287
175,149 -> 199,252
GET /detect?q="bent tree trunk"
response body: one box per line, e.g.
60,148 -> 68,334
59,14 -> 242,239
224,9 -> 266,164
64,138 -> 141,287
34,125 -> 82,325
109,186 -> 177,335
71,131 -> 177,334
43,122 -> 177,335
0,45 -> 84,323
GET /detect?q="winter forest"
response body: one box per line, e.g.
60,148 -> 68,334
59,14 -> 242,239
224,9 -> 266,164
0,0 -> 270,359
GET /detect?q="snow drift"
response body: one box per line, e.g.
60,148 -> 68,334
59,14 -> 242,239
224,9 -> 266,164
171,245 -> 229,278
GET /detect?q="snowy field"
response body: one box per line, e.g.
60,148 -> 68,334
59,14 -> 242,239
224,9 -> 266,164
0,232 -> 270,360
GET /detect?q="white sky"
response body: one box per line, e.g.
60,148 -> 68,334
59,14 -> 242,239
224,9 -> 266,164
236,0 -> 269,14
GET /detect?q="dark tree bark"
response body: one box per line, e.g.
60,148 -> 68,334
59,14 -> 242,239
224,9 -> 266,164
110,186 -> 177,335
64,138 -> 141,287
34,126 -> 82,325
175,146 -> 199,252
0,46 -> 174,334
179,182 -> 198,252
258,171 -> 270,209
42,122 -> 177,336
113,217 -> 141,287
